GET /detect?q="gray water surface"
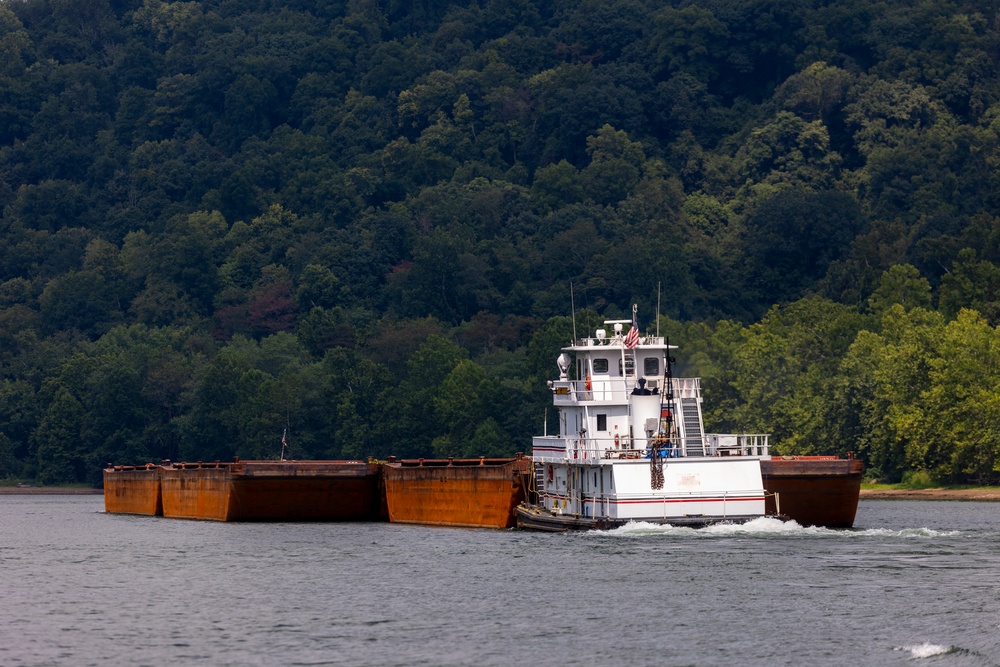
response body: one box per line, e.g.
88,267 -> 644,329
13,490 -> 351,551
2,496 -> 999,666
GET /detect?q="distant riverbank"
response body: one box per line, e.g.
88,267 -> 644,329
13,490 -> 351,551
861,487 -> 1000,501
0,486 -> 102,495
4,485 -> 1000,501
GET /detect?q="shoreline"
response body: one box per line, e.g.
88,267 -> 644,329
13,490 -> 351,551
0,487 -> 103,495
4,487 -> 1000,501
861,487 -> 1000,502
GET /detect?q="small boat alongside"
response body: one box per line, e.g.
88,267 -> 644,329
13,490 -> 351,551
516,308 -> 863,531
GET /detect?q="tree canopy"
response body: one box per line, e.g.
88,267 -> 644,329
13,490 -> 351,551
3,0 -> 1000,485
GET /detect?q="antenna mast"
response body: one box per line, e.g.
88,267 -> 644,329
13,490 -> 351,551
656,281 -> 661,338
570,282 -> 577,344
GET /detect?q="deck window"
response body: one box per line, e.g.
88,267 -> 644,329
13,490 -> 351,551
596,414 -> 607,431
644,357 -> 659,376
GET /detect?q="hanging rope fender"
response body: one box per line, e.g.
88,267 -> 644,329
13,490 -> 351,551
650,446 -> 665,490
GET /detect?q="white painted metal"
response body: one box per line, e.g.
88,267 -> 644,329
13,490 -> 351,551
530,315 -> 771,526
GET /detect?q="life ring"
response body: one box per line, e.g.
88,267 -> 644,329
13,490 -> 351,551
585,375 -> 592,390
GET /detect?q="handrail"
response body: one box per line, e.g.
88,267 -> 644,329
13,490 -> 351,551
552,377 -> 702,403
533,434 -> 768,459
704,433 -> 770,457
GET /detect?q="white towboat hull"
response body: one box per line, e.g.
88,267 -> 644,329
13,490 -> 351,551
515,503 -> 766,532
520,457 -> 767,530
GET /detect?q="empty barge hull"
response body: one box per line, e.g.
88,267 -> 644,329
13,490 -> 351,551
761,456 -> 863,528
383,456 -> 531,528
159,460 -> 384,521
103,465 -> 163,516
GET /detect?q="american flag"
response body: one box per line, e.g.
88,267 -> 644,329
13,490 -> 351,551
624,323 -> 639,349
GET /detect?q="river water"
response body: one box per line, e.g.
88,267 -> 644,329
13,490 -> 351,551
1,496 -> 999,667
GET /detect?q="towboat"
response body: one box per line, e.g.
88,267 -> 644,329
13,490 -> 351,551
517,309 -> 777,531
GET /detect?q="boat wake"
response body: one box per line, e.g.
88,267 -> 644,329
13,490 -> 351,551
894,642 -> 956,659
850,526 -> 965,539
592,516 -> 816,537
590,519 -> 968,539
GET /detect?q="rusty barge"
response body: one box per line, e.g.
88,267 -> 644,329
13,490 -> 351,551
104,460 -> 384,522
382,455 -> 531,528
103,464 -> 163,516
761,455 -> 863,528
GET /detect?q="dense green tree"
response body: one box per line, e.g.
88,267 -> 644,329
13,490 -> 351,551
938,248 -> 1000,323
308,347 -> 390,459
742,188 -> 867,309
387,334 -> 467,457
650,5 -> 729,85
866,263 -> 933,316
917,310 -> 1000,483
840,305 -> 945,482
4,0 -> 1000,483
726,297 -> 867,455
431,358 -> 488,457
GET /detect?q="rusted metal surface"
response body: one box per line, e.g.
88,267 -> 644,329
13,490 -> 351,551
103,465 -> 163,516
760,457 -> 864,528
159,460 -> 384,522
382,455 -> 531,529
159,463 -> 233,520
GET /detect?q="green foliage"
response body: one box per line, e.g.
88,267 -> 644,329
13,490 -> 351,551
900,469 -> 935,489
866,264 -> 932,316
2,0 -> 1000,484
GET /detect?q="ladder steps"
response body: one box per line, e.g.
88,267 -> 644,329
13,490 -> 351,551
681,397 -> 705,456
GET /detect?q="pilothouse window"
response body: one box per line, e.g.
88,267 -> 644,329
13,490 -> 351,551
593,359 -> 609,373
644,357 -> 659,376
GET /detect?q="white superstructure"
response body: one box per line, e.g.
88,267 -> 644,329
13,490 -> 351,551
518,312 -> 771,530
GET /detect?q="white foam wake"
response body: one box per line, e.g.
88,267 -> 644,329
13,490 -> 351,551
851,527 -> 964,539
895,642 -> 953,658
595,516 -> 820,536
591,520 -> 966,539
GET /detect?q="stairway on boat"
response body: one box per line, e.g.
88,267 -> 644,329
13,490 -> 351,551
681,397 -> 705,456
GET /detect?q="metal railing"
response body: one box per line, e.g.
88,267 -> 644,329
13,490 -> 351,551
551,377 -> 702,404
533,433 -> 768,460
704,434 -> 770,457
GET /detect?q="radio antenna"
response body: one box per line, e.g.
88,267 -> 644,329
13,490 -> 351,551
656,281 -> 661,338
570,282 -> 577,344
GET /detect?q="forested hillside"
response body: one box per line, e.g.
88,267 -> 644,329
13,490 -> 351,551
2,0 -> 1000,486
